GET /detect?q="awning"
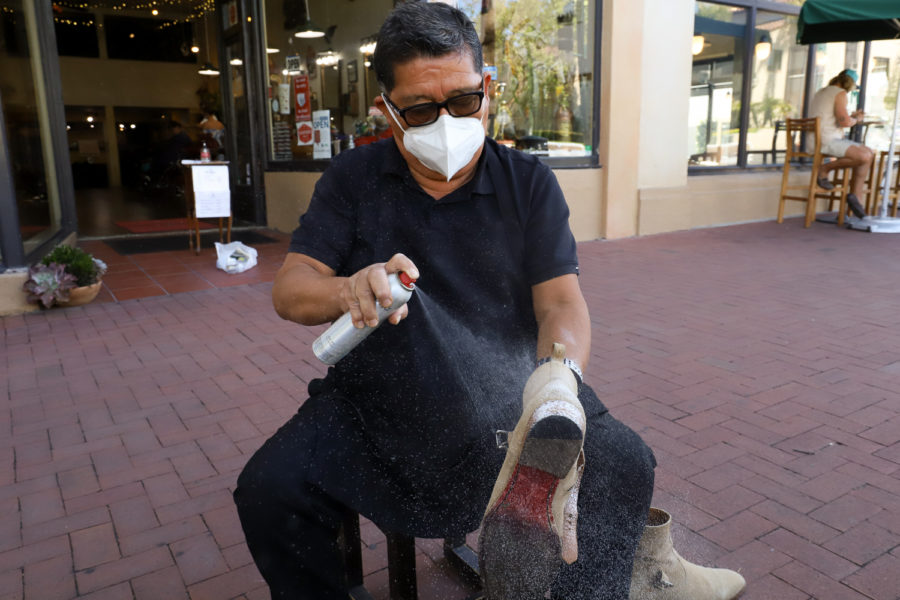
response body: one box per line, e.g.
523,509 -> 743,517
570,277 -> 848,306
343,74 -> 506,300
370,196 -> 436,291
797,0 -> 900,44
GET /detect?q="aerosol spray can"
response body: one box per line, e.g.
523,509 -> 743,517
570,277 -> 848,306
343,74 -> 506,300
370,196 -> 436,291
313,271 -> 417,365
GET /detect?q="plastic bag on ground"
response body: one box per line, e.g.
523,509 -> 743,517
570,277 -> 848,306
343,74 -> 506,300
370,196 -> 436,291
215,241 -> 258,273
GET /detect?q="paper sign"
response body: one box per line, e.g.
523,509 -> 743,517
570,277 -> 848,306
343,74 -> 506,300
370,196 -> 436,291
313,110 -> 331,159
195,191 -> 231,218
285,54 -> 301,73
278,83 -> 291,115
296,121 -> 314,145
191,165 -> 231,218
294,74 -> 311,122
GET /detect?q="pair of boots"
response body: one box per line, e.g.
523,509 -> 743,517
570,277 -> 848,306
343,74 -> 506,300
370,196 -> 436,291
478,344 -> 745,600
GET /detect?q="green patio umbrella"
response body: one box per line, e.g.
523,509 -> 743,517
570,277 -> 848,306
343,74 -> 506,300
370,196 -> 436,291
798,0 -> 900,44
798,0 -> 900,232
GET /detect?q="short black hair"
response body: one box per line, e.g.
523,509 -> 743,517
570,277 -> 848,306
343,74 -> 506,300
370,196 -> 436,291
373,1 -> 483,94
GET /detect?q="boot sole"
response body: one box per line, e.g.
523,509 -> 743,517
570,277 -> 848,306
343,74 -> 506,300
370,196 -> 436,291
479,414 -> 584,600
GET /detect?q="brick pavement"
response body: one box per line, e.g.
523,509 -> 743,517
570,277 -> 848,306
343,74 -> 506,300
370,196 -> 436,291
2,218 -> 899,599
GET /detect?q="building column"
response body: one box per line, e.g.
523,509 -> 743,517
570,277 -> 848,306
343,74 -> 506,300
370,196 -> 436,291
103,105 -> 121,187
598,0 -> 644,239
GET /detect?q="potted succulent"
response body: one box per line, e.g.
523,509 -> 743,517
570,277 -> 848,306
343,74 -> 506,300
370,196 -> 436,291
22,245 -> 107,308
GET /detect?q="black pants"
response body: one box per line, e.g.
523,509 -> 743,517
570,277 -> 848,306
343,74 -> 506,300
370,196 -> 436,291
234,385 -> 656,600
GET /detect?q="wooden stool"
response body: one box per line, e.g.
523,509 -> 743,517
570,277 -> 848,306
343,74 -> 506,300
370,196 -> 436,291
342,510 -> 482,600
777,117 -> 851,227
868,150 -> 900,216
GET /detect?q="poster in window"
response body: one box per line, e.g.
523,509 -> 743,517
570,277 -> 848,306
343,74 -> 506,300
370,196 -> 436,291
294,74 -> 311,122
313,110 -> 331,159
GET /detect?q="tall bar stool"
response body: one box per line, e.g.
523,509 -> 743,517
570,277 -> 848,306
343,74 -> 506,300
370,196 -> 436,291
777,117 -> 851,227
868,150 -> 900,216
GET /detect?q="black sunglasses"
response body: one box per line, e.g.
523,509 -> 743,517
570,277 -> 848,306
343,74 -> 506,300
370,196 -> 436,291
384,86 -> 485,128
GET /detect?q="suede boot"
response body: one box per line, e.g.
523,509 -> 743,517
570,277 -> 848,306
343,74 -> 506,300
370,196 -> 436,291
630,507 -> 746,600
479,343 -> 586,600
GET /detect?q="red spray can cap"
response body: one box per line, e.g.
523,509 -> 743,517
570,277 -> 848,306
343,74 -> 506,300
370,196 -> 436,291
398,271 -> 416,290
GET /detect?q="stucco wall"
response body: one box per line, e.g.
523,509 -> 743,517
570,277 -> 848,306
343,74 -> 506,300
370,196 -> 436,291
264,166 -> 606,242
638,170 -> 829,236
264,170 -> 319,234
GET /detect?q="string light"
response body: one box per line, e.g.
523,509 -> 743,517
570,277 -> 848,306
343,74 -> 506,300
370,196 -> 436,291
52,0 -> 216,27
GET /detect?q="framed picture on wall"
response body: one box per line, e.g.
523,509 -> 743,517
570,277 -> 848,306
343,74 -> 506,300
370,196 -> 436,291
347,59 -> 358,83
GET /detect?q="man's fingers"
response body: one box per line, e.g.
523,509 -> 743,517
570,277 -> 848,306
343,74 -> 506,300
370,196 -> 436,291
355,281 -> 380,327
387,304 -> 409,325
385,253 -> 420,281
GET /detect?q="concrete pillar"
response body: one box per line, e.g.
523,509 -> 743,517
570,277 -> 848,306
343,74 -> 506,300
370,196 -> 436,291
598,0 -> 644,239
103,105 -> 121,187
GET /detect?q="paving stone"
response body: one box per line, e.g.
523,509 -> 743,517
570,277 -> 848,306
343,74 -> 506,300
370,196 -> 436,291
3,223 -> 900,598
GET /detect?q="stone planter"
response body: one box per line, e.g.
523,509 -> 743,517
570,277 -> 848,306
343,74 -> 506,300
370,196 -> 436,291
61,281 -> 102,307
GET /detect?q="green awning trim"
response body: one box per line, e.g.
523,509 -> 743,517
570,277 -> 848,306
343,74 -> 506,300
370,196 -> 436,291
798,0 -> 900,44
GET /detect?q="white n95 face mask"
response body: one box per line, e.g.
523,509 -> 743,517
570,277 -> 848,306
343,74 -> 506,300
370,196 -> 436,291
383,96 -> 486,181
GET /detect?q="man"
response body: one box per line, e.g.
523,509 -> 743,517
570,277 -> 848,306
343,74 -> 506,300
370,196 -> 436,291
234,4 -> 742,600
809,69 -> 875,219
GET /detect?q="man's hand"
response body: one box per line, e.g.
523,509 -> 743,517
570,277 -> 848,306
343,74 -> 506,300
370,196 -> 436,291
342,254 -> 419,328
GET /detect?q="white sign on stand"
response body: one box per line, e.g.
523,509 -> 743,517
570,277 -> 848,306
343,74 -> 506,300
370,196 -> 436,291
191,165 -> 231,218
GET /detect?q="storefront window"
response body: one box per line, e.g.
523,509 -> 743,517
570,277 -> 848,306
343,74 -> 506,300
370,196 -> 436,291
689,3 -> 747,166
861,40 -> 900,153
0,0 -> 63,256
745,11 -> 805,165
260,0 -> 597,164
472,0 -> 596,157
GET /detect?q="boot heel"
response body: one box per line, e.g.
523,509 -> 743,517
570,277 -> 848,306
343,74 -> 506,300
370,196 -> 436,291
520,415 -> 584,478
479,464 -> 563,600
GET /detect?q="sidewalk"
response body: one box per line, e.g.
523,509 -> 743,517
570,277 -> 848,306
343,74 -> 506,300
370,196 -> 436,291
2,218 -> 899,599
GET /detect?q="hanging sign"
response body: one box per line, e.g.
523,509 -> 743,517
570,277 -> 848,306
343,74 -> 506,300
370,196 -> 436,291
225,1 -> 239,28
313,110 -> 332,159
191,165 -> 231,218
278,83 -> 291,115
285,54 -> 302,73
294,74 -> 311,122
296,121 -> 314,146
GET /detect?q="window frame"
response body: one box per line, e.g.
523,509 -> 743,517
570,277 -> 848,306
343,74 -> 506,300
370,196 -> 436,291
690,0 -> 806,174
257,0 -> 602,173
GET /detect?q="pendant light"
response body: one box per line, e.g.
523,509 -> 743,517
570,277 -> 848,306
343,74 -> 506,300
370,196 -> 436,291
295,0 -> 325,38
199,63 -> 220,76
197,13 -> 219,76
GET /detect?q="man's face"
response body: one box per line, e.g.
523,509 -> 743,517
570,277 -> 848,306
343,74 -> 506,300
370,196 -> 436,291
376,52 -> 490,180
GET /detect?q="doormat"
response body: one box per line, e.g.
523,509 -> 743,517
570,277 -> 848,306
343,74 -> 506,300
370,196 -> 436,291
115,218 -> 216,234
103,230 -> 279,255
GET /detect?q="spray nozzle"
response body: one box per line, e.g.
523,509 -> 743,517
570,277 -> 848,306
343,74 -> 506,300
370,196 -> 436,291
398,271 -> 417,289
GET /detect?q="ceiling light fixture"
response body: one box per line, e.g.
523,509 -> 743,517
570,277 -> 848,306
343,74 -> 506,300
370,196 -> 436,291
755,33 -> 772,62
295,0 -> 325,38
692,35 -> 705,56
198,62 -> 220,76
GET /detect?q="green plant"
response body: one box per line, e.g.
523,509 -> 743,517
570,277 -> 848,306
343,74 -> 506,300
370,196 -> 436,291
22,263 -> 77,309
41,245 -> 107,287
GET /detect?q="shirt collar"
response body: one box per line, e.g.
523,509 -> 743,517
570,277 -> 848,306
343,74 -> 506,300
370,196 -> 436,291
379,136 -> 496,197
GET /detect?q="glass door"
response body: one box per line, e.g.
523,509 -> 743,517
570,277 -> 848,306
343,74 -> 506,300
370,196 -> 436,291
219,0 -> 266,225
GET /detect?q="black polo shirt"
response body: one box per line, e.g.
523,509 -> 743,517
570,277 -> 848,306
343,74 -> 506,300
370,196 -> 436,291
289,137 -> 584,534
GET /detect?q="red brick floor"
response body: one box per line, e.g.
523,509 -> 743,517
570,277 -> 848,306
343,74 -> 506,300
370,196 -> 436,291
2,219 -> 900,599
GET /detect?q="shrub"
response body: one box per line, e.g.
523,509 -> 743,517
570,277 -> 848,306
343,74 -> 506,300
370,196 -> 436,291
41,245 -> 106,286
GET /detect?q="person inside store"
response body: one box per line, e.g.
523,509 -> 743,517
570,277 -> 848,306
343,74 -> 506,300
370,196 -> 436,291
199,110 -> 226,159
146,120 -> 192,187
809,69 -> 875,219
233,3 -> 744,600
